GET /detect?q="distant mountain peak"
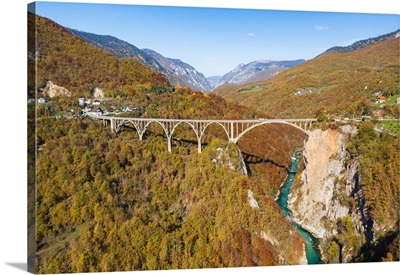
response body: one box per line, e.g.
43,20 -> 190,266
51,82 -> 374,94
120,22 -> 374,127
216,59 -> 305,88
206,76 -> 223,90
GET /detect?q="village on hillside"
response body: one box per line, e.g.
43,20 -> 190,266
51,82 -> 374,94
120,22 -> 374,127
28,81 -> 142,119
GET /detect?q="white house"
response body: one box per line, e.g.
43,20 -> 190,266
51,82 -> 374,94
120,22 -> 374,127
126,105 -> 137,111
93,99 -> 101,105
375,96 -> 386,104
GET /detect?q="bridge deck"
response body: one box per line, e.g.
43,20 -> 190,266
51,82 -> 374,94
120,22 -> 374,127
97,116 -> 317,123
96,115 -> 317,153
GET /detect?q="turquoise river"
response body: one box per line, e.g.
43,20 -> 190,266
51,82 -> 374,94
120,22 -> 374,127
276,151 -> 322,264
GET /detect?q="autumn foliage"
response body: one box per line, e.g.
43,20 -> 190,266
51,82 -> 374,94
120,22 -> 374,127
215,34 -> 399,119
35,117 -> 306,273
29,12 -> 307,273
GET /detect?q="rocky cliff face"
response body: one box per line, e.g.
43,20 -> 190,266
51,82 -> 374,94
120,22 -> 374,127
212,145 -> 248,176
40,81 -> 71,98
287,126 -> 369,262
142,49 -> 212,92
91,87 -> 104,99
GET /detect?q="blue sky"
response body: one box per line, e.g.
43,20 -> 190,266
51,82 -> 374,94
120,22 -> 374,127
34,1 -> 399,77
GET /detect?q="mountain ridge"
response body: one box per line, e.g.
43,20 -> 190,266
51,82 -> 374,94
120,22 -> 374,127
207,75 -> 223,90
214,31 -> 400,118
216,59 -> 305,88
28,14 -> 169,98
67,28 -> 167,74
142,48 -> 213,92
321,29 -> 400,55
67,28 -> 212,92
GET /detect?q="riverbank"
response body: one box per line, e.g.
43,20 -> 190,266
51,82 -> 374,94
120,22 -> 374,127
276,151 -> 321,264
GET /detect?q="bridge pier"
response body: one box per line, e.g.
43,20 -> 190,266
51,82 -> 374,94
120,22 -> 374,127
198,138 -> 202,153
230,122 -> 234,141
110,118 -> 116,132
167,136 -> 172,153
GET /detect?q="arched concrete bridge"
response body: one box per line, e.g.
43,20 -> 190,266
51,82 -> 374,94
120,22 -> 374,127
97,116 -> 317,153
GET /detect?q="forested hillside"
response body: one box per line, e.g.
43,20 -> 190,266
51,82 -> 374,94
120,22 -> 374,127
67,28 -> 213,92
346,122 -> 399,261
28,11 -> 399,273
214,31 -> 400,119
35,118 -> 306,273
29,12 -> 308,273
28,12 -> 169,99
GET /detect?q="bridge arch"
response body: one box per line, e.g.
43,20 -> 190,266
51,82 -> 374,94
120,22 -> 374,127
142,120 -> 169,140
170,121 -> 231,153
233,121 -> 310,144
116,119 -> 160,141
200,121 -> 230,141
116,119 -> 141,136
193,121 -> 231,153
169,121 -> 198,139
169,121 -> 201,152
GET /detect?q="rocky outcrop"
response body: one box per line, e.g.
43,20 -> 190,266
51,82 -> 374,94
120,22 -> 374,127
142,49 -> 213,92
259,230 -> 308,265
91,87 -> 104,99
212,145 -> 248,176
40,81 -> 71,98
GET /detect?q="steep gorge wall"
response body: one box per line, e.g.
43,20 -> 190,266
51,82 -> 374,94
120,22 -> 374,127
287,126 -> 368,262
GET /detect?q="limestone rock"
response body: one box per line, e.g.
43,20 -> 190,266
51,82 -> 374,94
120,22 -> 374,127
212,145 -> 248,176
41,81 -> 71,98
91,87 -> 104,99
288,126 -> 359,239
287,125 -> 368,262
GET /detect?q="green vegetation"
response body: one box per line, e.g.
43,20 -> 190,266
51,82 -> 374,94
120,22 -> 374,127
33,84 -> 308,273
378,120 -> 400,135
346,121 -> 400,261
215,37 -> 399,234
316,121 -> 399,264
375,94 -> 400,107
386,94 -> 400,105
237,85 -> 269,93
